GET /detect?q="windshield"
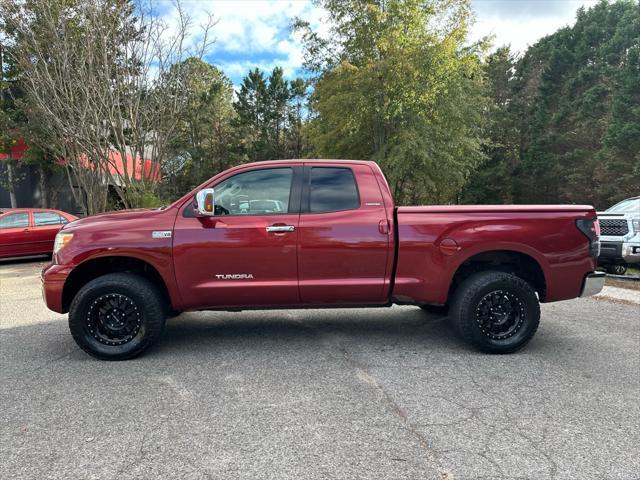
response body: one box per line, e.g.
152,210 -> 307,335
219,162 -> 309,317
606,198 -> 640,214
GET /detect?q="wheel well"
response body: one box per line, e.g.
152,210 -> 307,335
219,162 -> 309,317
62,256 -> 172,313
449,250 -> 546,301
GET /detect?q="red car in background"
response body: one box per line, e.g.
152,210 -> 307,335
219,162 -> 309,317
0,208 -> 77,259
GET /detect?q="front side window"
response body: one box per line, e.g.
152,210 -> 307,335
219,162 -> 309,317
309,167 -> 360,213
213,168 -> 293,216
34,212 -> 63,226
0,213 -> 29,229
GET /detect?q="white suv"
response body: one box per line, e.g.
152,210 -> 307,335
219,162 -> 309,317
597,196 -> 640,275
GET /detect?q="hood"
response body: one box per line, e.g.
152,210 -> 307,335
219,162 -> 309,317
62,208 -> 168,231
596,211 -> 634,218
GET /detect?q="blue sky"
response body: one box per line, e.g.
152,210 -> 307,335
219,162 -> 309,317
156,0 -> 600,86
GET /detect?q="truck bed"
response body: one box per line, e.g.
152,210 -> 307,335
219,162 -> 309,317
398,205 -> 595,214
393,204 -> 598,306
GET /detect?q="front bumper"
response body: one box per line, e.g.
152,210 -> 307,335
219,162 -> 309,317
599,241 -> 622,261
621,242 -> 640,264
41,263 -> 72,313
580,272 -> 606,297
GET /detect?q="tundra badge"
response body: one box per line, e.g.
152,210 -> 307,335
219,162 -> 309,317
215,274 -> 254,280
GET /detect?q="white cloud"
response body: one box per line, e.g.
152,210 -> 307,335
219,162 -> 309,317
469,0 -> 599,53
154,0 -> 602,84
156,0 -> 326,82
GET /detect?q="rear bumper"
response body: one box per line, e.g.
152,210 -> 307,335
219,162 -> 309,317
580,271 -> 606,297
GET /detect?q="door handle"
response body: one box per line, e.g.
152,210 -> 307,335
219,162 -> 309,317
266,225 -> 295,233
378,220 -> 389,235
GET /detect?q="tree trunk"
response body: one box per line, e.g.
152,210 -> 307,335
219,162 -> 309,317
6,160 -> 18,208
39,167 -> 49,208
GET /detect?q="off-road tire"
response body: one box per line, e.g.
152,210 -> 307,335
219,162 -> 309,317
69,273 -> 166,360
450,271 -> 540,354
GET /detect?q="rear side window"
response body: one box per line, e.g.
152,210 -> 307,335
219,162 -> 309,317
309,167 -> 360,213
0,213 -> 29,229
34,212 -> 64,226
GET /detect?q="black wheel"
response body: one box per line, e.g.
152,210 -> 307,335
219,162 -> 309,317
605,264 -> 627,275
450,271 -> 540,354
69,273 -> 166,360
419,304 -> 449,315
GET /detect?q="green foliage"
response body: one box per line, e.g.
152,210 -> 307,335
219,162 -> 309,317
498,0 -> 638,208
462,47 -> 519,204
162,58 -> 236,199
233,67 -> 309,163
298,0 -> 488,204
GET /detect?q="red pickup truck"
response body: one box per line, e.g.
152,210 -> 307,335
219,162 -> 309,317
42,160 -> 604,360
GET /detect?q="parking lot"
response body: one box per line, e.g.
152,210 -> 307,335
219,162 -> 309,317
1,259 -> 639,480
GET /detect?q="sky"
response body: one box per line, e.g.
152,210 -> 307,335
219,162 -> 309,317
156,0 -> 601,86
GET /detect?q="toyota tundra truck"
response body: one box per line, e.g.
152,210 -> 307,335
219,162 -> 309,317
41,160 -> 605,360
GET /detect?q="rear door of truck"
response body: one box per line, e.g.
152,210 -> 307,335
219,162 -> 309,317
297,162 -> 392,304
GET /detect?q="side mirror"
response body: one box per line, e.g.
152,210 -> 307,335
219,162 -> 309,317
194,188 -> 216,217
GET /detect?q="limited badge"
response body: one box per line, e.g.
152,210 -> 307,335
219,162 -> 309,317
152,231 -> 172,239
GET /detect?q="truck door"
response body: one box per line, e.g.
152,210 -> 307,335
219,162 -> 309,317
173,166 -> 302,309
298,164 -> 391,304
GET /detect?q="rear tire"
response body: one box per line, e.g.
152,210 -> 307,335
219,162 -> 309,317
450,271 -> 540,354
68,273 -> 166,360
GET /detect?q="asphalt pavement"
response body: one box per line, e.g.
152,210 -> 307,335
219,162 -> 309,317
1,259 -> 639,480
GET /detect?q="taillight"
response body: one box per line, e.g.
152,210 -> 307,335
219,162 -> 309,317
576,218 -> 600,257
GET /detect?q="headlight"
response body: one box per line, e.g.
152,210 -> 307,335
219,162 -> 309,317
53,232 -> 74,254
633,219 -> 640,233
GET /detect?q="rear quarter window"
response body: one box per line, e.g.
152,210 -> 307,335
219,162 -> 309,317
34,212 -> 64,226
308,167 -> 360,213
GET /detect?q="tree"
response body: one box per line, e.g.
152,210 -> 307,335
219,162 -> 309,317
509,0 -> 640,208
462,47 -> 519,204
233,67 -> 309,162
162,57 -> 236,198
2,0 -> 216,214
287,78 -> 308,159
0,40 -> 23,208
234,68 -> 269,162
296,0 -> 488,204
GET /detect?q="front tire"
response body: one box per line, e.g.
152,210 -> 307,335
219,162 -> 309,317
605,264 -> 627,275
450,271 -> 540,354
68,273 -> 166,360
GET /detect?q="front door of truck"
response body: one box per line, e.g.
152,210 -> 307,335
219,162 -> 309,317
297,164 -> 391,304
173,166 -> 302,309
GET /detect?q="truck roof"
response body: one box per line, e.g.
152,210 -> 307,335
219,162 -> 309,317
236,159 -> 378,168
